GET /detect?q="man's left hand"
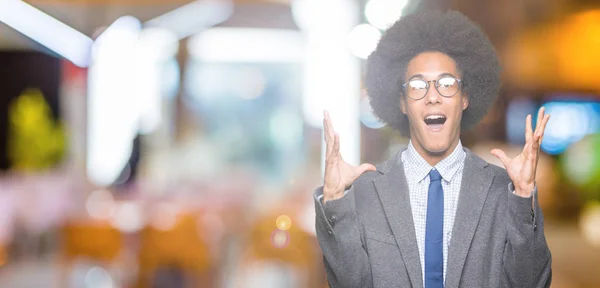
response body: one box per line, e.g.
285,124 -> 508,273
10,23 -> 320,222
491,107 -> 551,197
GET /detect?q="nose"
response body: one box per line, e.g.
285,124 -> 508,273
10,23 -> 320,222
424,82 -> 442,104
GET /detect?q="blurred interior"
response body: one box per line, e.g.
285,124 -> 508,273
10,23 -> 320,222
1,0 -> 600,287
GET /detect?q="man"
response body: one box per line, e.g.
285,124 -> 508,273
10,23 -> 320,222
314,10 -> 552,288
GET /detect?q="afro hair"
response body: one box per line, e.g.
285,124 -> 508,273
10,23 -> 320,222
365,10 -> 501,137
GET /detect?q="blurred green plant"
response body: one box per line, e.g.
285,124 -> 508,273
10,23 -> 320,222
7,88 -> 66,171
561,133 -> 600,201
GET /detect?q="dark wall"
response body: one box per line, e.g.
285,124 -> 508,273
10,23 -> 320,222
0,51 -> 61,170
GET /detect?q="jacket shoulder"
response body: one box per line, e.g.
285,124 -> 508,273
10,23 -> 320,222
463,148 -> 511,191
352,150 -> 400,187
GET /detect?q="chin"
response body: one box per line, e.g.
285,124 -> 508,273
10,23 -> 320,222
424,141 -> 451,155
410,120 -> 460,156
416,128 -> 455,155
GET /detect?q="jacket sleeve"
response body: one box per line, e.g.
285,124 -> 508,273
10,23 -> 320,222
314,185 -> 372,288
503,184 -> 552,287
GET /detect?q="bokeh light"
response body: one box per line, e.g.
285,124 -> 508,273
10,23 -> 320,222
365,0 -> 408,30
291,0 -> 357,31
150,202 -> 180,231
270,229 -> 290,249
232,67 -> 267,100
348,24 -> 381,59
562,133 -> 600,194
85,189 -> 116,220
110,202 -> 144,233
360,96 -> 385,129
541,101 -> 600,155
580,203 -> 600,249
84,266 -> 114,288
275,215 -> 292,231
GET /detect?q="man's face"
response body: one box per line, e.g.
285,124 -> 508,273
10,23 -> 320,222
400,51 -> 469,156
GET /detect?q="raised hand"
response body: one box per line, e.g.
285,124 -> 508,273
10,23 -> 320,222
322,111 -> 377,203
491,107 -> 551,197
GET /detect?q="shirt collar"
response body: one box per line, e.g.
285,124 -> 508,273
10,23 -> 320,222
404,140 -> 466,183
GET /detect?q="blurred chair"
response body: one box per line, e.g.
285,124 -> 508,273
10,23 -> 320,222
235,212 -> 326,288
60,220 -> 123,286
136,212 -> 214,288
0,243 -> 7,268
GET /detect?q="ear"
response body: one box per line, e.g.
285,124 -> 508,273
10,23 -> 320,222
400,96 -> 407,114
462,95 -> 469,111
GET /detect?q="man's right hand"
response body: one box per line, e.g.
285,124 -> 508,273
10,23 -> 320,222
322,111 -> 377,204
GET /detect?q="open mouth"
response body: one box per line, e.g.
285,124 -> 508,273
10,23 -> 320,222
424,114 -> 447,131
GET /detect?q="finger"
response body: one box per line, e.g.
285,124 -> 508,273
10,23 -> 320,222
533,114 -> 551,148
490,149 -> 510,168
534,107 -> 545,135
323,118 -> 332,156
333,133 -> 340,159
324,111 -> 336,156
322,115 -> 327,140
323,111 -> 329,140
533,114 -> 550,179
357,163 -> 377,175
537,113 -> 551,139
538,116 -> 548,146
525,114 -> 533,143
324,110 -> 336,142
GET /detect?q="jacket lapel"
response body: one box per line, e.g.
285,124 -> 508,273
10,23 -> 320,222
444,149 -> 495,288
373,153 -> 424,288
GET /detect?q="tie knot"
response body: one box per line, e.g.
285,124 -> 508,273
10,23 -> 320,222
429,169 -> 441,182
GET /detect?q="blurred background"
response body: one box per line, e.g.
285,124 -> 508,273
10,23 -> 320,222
0,0 -> 599,287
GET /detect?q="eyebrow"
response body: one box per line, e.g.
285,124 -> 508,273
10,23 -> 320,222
407,72 -> 458,81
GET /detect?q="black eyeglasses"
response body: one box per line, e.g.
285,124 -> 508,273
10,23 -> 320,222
401,76 -> 463,100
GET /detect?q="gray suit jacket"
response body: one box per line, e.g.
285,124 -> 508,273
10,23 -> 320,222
314,148 -> 552,288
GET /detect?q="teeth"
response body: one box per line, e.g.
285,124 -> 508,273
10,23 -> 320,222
426,115 -> 445,120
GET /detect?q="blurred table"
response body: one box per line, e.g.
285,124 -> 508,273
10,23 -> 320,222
545,219 -> 600,288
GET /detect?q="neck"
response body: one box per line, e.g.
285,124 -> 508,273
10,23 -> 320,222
410,137 -> 461,167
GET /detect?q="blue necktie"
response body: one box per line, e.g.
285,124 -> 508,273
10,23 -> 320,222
425,169 -> 444,288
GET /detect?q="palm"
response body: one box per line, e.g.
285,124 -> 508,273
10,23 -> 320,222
324,156 -> 364,193
323,111 -> 376,201
503,153 -> 531,185
491,107 -> 550,197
